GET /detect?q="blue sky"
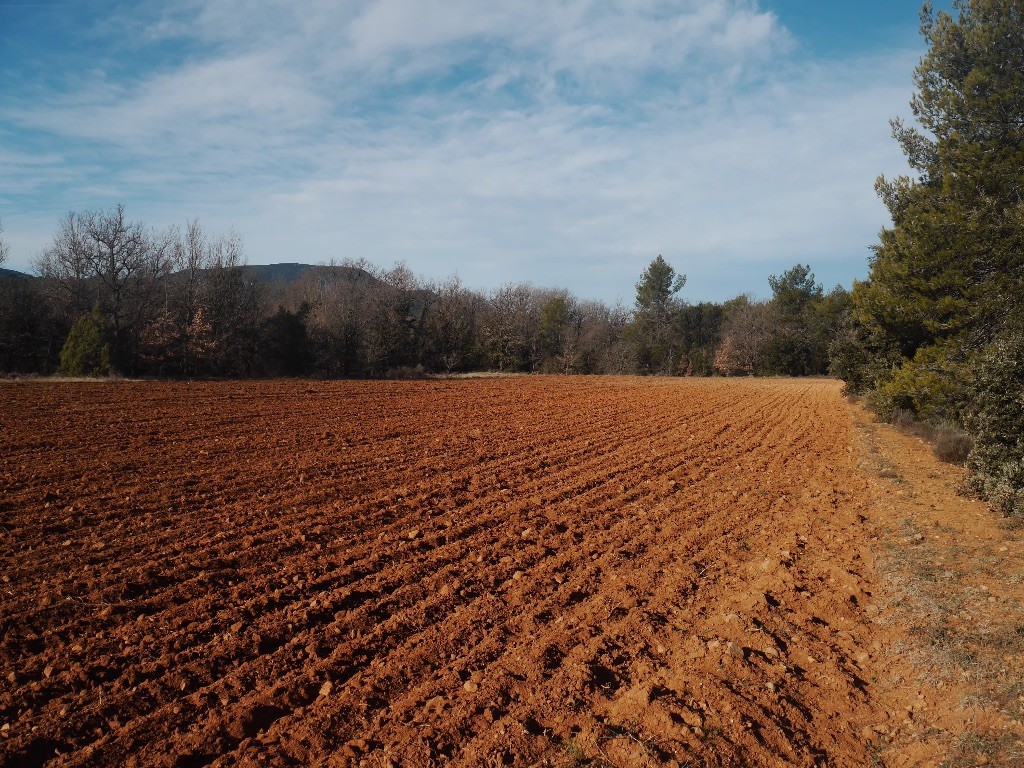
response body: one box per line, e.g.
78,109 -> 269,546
0,1 -> 948,303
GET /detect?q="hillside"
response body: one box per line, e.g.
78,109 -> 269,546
0,268 -> 33,280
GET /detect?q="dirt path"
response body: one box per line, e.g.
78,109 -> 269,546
0,377 -> 1020,767
849,400 -> 1024,767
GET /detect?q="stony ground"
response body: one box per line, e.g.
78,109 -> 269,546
848,399 -> 1024,767
1,377 -> 1022,767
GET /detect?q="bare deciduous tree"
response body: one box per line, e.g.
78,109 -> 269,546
36,205 -> 175,368
578,300 -> 633,374
179,218 -> 209,324
423,276 -> 484,373
485,283 -> 544,372
36,211 -> 94,322
304,260 -> 375,376
714,297 -> 773,375
205,230 -> 260,375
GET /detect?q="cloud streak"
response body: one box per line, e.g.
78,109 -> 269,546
1,0 -> 916,302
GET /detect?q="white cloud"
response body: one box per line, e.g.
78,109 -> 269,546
1,0 -> 915,304
230,50 -> 914,302
11,53 -> 325,147
346,0 -> 510,59
338,0 -> 787,88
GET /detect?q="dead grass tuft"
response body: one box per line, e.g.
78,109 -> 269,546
931,425 -> 973,464
884,408 -> 974,465
945,729 -> 1023,767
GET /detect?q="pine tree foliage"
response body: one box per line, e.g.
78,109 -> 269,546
629,255 -> 686,374
840,0 -> 1024,512
58,305 -> 111,377
851,0 -> 1024,409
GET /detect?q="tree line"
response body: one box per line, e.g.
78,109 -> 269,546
0,212 -> 850,381
5,2 -> 1019,519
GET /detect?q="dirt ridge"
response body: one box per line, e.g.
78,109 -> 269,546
0,377 -> 937,766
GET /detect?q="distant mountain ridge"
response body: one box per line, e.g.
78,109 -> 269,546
0,267 -> 33,280
236,263 -> 318,284
225,262 -> 381,287
0,262 -> 374,287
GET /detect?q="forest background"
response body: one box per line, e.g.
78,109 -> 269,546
0,0 -> 1021,517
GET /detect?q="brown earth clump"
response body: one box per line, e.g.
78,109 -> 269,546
0,377 -> 977,766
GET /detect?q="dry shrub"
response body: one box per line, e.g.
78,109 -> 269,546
931,424 -> 973,465
885,407 -> 972,466
386,365 -> 427,380
890,407 -> 917,430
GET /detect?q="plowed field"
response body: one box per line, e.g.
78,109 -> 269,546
2,377 -> 888,767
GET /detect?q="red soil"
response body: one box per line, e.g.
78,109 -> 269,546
1,377 -> 892,766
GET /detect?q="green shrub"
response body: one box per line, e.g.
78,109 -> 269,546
966,336 -> 1024,516
58,307 -> 111,376
873,342 -> 968,420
